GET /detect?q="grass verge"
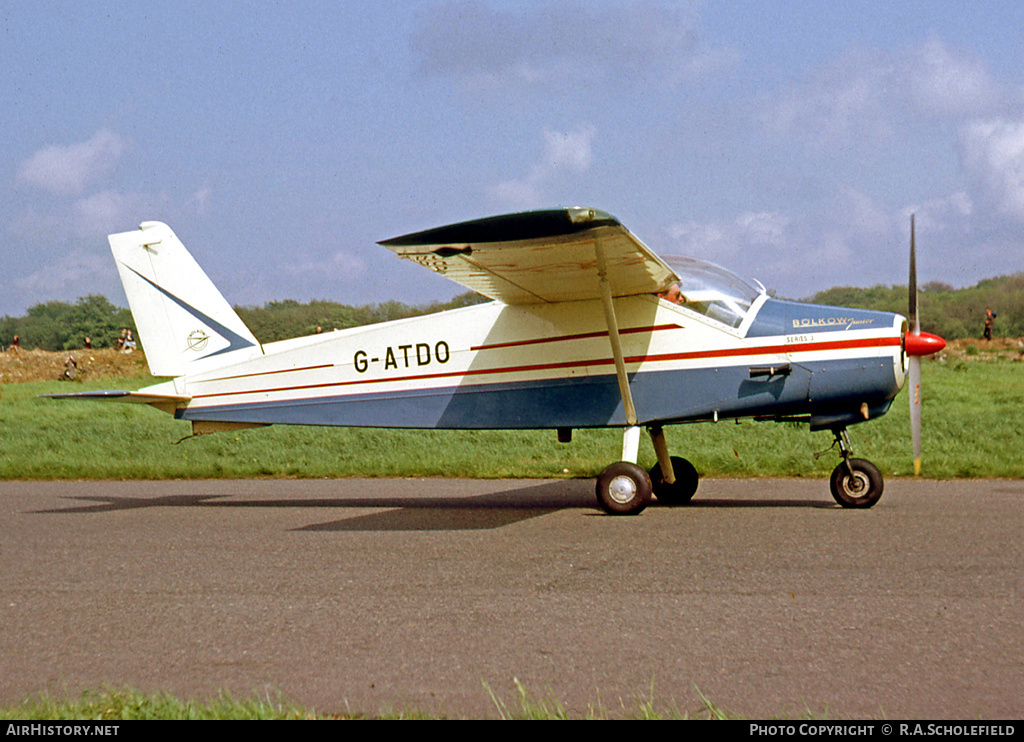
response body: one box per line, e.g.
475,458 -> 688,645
2,684 -> 747,720
1,687 -> 316,721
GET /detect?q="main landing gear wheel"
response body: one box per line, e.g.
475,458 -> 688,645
596,462 -> 652,515
649,456 -> 699,505
829,458 -> 884,509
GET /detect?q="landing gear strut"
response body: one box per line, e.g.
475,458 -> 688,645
828,428 -> 884,508
647,425 -> 698,504
590,237 -> 702,515
649,456 -> 699,504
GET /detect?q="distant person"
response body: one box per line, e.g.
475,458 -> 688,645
84,336 -> 92,349
9,334 -> 19,353
115,328 -> 127,351
122,329 -> 136,353
983,308 -> 996,341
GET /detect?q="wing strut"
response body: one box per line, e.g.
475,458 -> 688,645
594,236 -> 641,463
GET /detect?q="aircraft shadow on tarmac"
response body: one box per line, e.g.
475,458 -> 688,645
32,480 -> 836,532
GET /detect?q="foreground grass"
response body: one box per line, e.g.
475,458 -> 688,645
2,688 -> 316,721
2,684 -> 740,720
1,358 -> 1021,479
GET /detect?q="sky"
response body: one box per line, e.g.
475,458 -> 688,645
4,1 -> 1024,317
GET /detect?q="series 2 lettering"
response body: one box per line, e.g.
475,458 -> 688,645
354,341 -> 450,373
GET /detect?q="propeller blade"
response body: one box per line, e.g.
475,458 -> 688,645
905,214 -> 946,356
909,214 -> 922,475
909,355 -> 922,476
905,214 -> 946,475
908,213 -> 919,335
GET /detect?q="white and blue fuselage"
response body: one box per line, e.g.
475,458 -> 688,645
149,261 -> 907,435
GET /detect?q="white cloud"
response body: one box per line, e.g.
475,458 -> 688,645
666,220 -> 736,260
666,210 -> 790,264
960,118 -> 1024,221
831,186 -> 891,236
763,38 -> 1007,151
6,191 -> 152,245
489,126 -> 596,209
908,37 -> 1001,117
17,130 -> 125,196
14,251 -> 113,296
282,249 -> 368,282
736,211 -> 791,247
191,186 -> 213,214
11,176 -> 206,244
488,179 -> 545,212
661,193 -> 938,295
72,190 -> 145,236
542,127 -> 595,172
901,192 -> 973,235
761,46 -> 894,150
412,0 -> 730,92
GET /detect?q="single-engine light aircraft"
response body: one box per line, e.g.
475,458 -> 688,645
51,208 -> 945,514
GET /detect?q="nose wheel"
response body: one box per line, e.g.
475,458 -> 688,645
828,428 -> 884,508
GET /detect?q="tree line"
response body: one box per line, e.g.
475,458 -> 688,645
2,274 -> 1021,353
1,295 -> 135,352
807,273 -> 1024,341
0,292 -> 487,352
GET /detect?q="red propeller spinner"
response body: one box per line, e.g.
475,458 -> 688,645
905,330 -> 945,357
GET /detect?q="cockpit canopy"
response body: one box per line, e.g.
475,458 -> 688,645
660,256 -> 766,328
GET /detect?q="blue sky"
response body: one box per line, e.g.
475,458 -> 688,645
4,1 -> 1024,317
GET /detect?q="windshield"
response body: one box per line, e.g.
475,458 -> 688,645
659,256 -> 765,328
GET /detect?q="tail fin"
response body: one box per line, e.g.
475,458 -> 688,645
110,222 -> 260,377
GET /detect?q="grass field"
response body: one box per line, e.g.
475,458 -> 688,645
1,356 -> 1021,480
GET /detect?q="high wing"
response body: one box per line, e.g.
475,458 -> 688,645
379,207 -> 678,304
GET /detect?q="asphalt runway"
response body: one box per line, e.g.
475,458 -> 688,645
1,477 -> 1021,719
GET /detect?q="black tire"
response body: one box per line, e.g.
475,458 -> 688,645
649,456 -> 699,505
596,462 -> 652,515
829,458 -> 884,508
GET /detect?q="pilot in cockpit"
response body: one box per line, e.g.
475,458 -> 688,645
656,283 -> 683,305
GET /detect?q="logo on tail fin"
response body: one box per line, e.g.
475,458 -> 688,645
125,265 -> 257,358
187,330 -> 211,352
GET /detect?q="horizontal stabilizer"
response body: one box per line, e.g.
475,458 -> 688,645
44,389 -> 191,415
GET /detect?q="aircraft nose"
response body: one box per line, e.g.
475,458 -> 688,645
905,331 -> 946,357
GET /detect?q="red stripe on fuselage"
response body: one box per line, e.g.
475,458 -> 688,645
201,363 -> 335,384
187,335 -> 900,402
650,336 -> 898,362
470,323 -> 683,351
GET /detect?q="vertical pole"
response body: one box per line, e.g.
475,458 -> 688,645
621,425 -> 641,464
594,238 -> 638,427
594,237 -> 642,464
